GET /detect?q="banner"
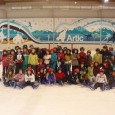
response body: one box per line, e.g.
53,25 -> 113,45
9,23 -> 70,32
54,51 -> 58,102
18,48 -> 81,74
0,18 -> 115,44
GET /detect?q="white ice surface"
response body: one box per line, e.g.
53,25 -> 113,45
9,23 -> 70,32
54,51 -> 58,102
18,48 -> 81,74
0,65 -> 115,115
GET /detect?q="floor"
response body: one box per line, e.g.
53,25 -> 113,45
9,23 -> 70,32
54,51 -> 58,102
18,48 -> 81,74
0,65 -> 115,115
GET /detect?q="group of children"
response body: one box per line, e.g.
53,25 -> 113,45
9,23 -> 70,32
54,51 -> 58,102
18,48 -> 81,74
0,44 -> 115,91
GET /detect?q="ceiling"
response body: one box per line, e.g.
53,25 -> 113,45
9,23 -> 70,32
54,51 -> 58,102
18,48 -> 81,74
0,0 -> 115,4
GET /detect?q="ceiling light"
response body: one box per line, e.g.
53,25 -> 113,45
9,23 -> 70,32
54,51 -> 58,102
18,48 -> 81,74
75,1 -> 77,4
104,0 -> 109,3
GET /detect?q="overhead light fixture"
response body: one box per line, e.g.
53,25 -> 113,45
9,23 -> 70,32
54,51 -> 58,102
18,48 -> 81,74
12,6 -> 32,10
75,1 -> 77,4
104,0 -> 109,3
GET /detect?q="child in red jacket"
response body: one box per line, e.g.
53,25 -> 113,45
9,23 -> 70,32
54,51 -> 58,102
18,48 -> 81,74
79,47 -> 86,65
55,69 -> 65,85
37,59 -> 45,73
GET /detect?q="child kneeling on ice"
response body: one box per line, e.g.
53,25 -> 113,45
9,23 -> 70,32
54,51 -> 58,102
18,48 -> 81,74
46,68 -> 56,85
25,67 -> 38,89
55,69 -> 65,85
94,68 -> 107,91
69,68 -> 79,85
13,69 -> 25,89
3,69 -> 14,87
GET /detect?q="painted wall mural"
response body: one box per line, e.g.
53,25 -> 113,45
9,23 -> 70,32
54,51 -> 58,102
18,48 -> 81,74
0,18 -> 115,44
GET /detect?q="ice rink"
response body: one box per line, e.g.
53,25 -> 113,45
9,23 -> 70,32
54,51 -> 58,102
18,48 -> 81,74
0,65 -> 115,115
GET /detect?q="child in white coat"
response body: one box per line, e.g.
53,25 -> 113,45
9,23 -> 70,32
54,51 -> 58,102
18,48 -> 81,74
25,67 -> 38,89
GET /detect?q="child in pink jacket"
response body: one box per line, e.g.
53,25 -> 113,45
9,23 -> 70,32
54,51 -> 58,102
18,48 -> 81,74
13,69 -> 25,89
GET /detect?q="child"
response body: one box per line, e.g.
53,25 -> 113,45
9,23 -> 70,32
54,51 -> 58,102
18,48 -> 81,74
8,49 -> 15,72
1,50 -> 9,76
71,48 -> 80,70
70,68 -> 79,85
28,48 -> 38,73
25,67 -> 38,89
46,68 -> 56,85
37,59 -> 45,73
94,68 -> 107,91
93,48 -> 102,65
23,47 -> 29,73
15,47 -> 24,74
86,50 -> 92,67
102,57 -> 112,79
13,69 -> 25,89
108,70 -> 115,89
87,62 -> 95,84
36,68 -> 46,84
65,49 -> 72,72
79,47 -> 86,65
57,49 -> 65,61
80,69 -> 90,86
43,49 -> 51,65
93,62 -> 100,78
50,48 -> 57,73
57,56 -> 64,70
79,63 -> 87,76
3,69 -> 14,87
55,69 -> 65,85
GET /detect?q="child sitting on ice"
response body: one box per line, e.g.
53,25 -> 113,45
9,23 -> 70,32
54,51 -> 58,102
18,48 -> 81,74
55,69 -> 65,85
25,67 -> 38,89
46,68 -> 56,85
36,68 -> 47,84
13,69 -> 25,89
69,68 -> 79,85
3,69 -> 14,87
94,68 -> 107,91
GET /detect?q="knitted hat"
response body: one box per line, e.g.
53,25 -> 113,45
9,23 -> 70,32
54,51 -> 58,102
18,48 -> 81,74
26,67 -> 34,73
48,68 -> 54,72
38,59 -> 43,63
74,68 -> 80,73
87,50 -> 91,54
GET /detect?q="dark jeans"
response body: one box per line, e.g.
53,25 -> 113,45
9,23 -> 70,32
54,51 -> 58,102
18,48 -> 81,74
3,66 -> 8,75
15,63 -> 23,74
94,83 -> 105,91
25,81 -> 34,87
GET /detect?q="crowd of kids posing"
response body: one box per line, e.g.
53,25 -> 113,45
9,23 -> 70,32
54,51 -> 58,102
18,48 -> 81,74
0,44 -> 115,91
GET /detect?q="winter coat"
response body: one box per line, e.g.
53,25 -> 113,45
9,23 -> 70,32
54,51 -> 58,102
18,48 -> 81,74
86,55 -> 92,66
55,72 -> 65,80
15,53 -> 24,64
88,66 -> 94,76
71,53 -> 79,66
37,64 -> 45,72
93,66 -> 100,77
95,74 -> 107,83
25,74 -> 35,83
93,54 -> 102,64
43,54 -> 51,65
14,73 -> 25,83
28,54 -> 38,65
23,54 -> 29,66
65,54 -> 72,62
79,52 -> 86,64
1,55 -> 9,67
57,53 -> 65,60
